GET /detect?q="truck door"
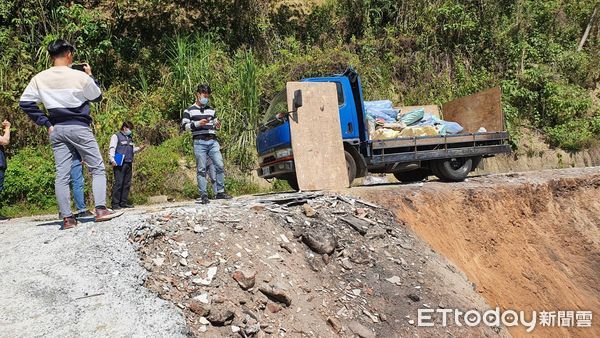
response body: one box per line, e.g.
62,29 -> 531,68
304,78 -> 359,142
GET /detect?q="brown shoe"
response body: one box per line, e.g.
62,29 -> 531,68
62,216 -> 78,230
95,207 -> 124,222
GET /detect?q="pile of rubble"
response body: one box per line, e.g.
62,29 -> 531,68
130,192 -> 498,337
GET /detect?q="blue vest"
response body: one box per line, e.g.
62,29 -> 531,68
0,146 -> 6,169
115,132 -> 134,163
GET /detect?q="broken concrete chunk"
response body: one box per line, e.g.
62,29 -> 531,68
193,266 -> 218,285
302,230 -> 337,255
188,300 -> 210,317
340,217 -> 369,235
327,317 -> 342,333
385,276 -> 402,285
348,321 -> 376,338
232,269 -> 256,290
207,306 -> 234,326
259,283 -> 292,307
302,203 -> 316,217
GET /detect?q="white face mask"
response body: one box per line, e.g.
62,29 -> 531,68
199,97 -> 209,106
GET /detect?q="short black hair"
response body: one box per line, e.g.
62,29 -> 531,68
121,121 -> 134,130
196,84 -> 212,94
47,39 -> 75,58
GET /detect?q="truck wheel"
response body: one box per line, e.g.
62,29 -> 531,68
393,168 -> 430,183
434,158 -> 473,182
345,150 -> 357,186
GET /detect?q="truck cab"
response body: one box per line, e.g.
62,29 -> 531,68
256,68 -> 510,190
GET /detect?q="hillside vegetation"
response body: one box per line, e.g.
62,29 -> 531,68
0,0 -> 598,213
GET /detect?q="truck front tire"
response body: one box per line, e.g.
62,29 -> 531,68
345,150 -> 356,186
433,157 -> 473,182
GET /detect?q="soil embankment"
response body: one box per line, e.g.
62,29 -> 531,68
353,167 -> 600,337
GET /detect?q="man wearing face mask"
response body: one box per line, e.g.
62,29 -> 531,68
19,39 -> 122,229
181,84 -> 232,204
108,121 -> 144,209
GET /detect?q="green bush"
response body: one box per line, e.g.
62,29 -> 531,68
0,146 -> 56,209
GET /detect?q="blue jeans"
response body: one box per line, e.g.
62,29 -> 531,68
206,157 -> 218,194
70,158 -> 87,213
193,138 -> 225,196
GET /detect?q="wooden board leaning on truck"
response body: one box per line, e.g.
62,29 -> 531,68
286,82 -> 349,190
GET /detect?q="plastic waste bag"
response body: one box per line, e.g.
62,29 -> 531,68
365,100 -> 399,121
371,128 -> 401,140
398,108 -> 425,126
439,121 -> 463,134
382,121 -> 407,131
399,126 -> 438,137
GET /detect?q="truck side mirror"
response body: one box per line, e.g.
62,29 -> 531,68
293,90 -> 303,111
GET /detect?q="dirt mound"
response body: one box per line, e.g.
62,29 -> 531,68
130,193 -> 506,337
354,167 -> 600,337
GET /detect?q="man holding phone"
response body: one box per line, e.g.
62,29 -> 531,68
181,84 -> 231,204
19,39 -> 122,229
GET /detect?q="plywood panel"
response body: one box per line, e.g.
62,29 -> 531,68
442,87 -> 504,133
287,82 -> 349,190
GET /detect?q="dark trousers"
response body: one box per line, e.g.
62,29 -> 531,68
111,162 -> 132,207
0,168 -> 5,192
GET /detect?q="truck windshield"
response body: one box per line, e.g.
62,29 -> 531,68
260,90 -> 288,129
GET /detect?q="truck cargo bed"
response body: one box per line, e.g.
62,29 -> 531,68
369,131 -> 510,164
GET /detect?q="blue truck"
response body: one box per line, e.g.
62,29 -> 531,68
256,68 -> 511,190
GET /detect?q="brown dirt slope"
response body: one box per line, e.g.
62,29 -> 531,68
353,167 -> 600,338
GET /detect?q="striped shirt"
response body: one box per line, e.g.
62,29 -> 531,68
181,104 -> 218,138
19,66 -> 102,127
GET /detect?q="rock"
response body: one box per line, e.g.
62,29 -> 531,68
153,257 -> 165,267
231,325 -> 241,333
147,195 -> 169,204
179,258 -> 188,266
327,317 -> 342,333
302,230 -> 337,255
198,325 -> 207,333
244,323 -> 261,335
188,300 -> 210,317
399,242 -> 413,250
193,266 -> 218,285
250,204 -> 266,212
365,227 -> 386,239
302,204 -> 316,217
385,276 -> 401,285
194,293 -> 209,304
232,269 -> 256,290
280,242 -> 293,254
193,225 -> 205,233
407,293 -> 420,302
340,258 -> 353,270
199,317 -> 210,325
207,307 -> 235,326
259,283 -> 292,307
348,321 -> 375,338
266,303 -> 282,313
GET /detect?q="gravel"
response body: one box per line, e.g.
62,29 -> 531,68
0,210 -> 187,338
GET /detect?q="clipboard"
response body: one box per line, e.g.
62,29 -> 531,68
114,153 -> 125,166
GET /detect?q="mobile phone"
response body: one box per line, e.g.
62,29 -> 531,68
71,63 -> 87,72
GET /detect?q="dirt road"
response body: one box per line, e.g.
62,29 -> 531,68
0,206 -> 188,337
